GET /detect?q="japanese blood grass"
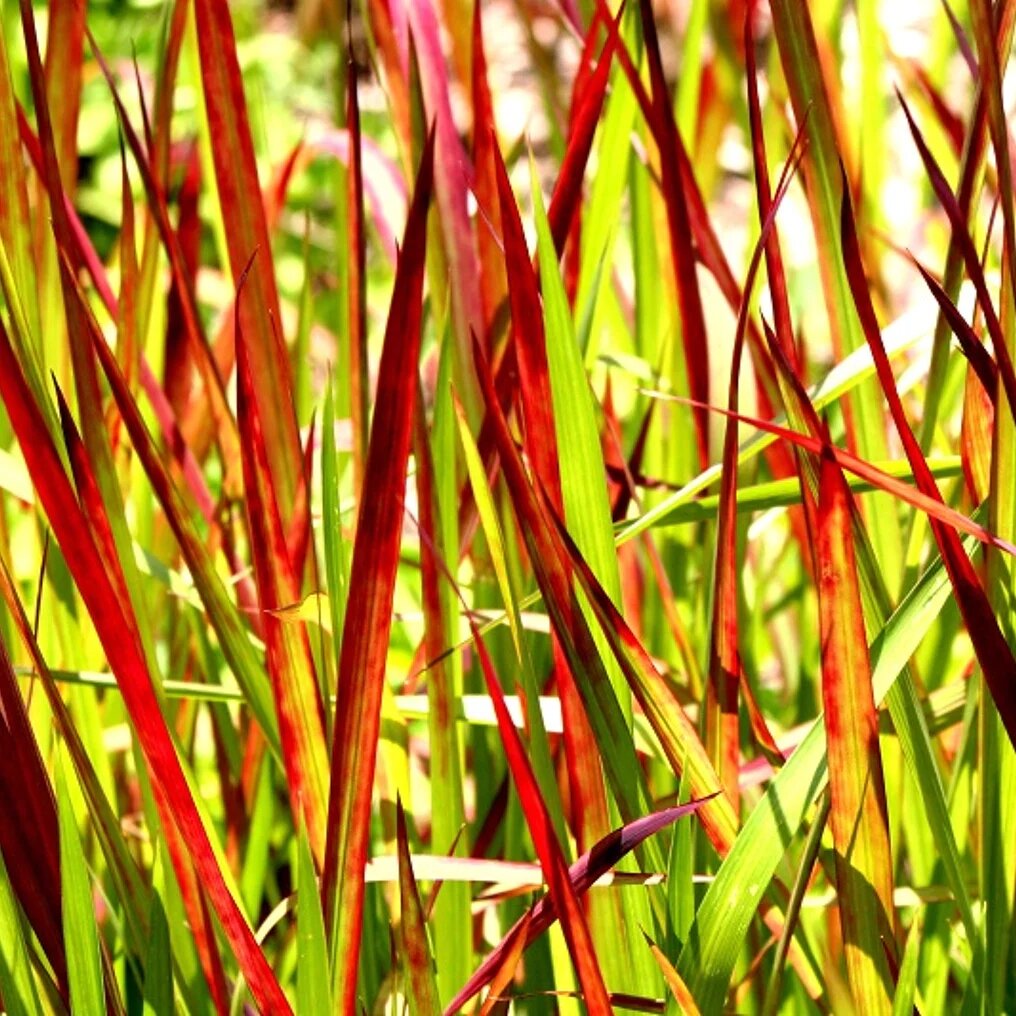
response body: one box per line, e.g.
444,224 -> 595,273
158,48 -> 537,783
1,1 -> 1015,1014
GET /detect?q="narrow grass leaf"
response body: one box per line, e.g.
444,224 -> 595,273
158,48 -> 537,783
395,800 -> 442,1015
840,181 -> 1016,746
472,626 -> 613,1014
0,636 -> 66,999
192,0 -> 303,514
56,752 -> 105,1016
0,850 -> 44,1016
815,445 -> 896,1012
636,0 -> 710,468
74,264 -> 280,751
296,827 -> 331,1016
0,319 -> 293,1016
642,930 -> 700,1016
446,791 -> 714,1014
645,393 -> 1016,557
142,880 -> 173,1016
236,255 -> 330,863
322,129 -> 435,1014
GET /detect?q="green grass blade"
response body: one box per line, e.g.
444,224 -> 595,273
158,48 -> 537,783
296,827 -> 331,1016
56,751 -> 105,1016
0,849 -> 44,1016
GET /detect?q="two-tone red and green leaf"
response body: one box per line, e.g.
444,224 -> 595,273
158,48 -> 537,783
0,25 -> 42,363
768,0 -> 905,579
60,257 -> 279,750
20,0 -> 146,618
54,380 -> 234,1016
16,106 -> 231,550
0,320 -> 292,1016
235,257 -> 330,864
546,6 -> 621,256
0,554 -> 152,955
445,797 -> 715,1014
647,393 -> 1016,558
909,255 -> 1004,410
193,0 -> 303,518
395,800 -> 443,1015
814,445 -> 897,1012
345,58 -> 369,493
406,0 -> 483,416
531,153 -> 661,996
897,92 -> 1016,417
321,129 -> 435,1014
969,0 -> 1016,308
41,0 -> 85,192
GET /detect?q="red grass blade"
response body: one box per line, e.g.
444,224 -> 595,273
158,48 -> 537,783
470,0 -> 508,340
909,254 -> 1008,410
814,444 -> 897,1008
321,128 -> 435,1013
705,120 -> 805,800
84,30 -> 243,489
346,56 -> 369,494
471,334 -> 736,853
491,136 -> 614,856
406,0 -> 483,401
0,319 -> 293,1016
0,636 -> 67,1001
42,0 -> 85,192
651,393 -> 1016,558
839,180 -> 1016,747
636,0 -> 710,469
193,0 -> 303,516
471,627 -> 612,1014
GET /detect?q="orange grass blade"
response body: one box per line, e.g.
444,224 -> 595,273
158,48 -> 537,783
321,129 -> 435,1013
814,445 -> 897,1011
